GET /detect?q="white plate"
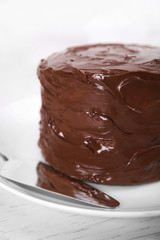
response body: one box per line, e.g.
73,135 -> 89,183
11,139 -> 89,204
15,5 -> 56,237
0,97 -> 160,218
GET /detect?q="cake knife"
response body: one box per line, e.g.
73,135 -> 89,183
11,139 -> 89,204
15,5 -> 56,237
0,153 -> 119,209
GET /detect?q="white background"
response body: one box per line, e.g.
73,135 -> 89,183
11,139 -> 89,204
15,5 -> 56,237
0,0 -> 160,107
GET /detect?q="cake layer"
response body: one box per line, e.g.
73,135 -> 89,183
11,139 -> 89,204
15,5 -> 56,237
38,44 -> 160,185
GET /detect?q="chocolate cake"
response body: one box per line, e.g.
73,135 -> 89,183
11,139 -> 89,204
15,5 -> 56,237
37,43 -> 160,186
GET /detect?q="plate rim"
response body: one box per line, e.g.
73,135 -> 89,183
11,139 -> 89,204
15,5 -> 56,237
0,181 -> 160,218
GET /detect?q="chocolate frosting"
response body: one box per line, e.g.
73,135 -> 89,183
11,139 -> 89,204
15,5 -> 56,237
38,44 -> 160,185
37,162 -> 119,207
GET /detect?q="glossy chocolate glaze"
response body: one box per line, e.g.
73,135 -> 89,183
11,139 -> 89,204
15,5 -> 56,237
37,162 -> 119,207
38,44 -> 160,185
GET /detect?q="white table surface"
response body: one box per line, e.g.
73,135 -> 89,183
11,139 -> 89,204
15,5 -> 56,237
0,187 -> 160,240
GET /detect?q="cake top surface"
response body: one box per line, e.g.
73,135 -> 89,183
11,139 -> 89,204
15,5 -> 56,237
40,44 -> 160,74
